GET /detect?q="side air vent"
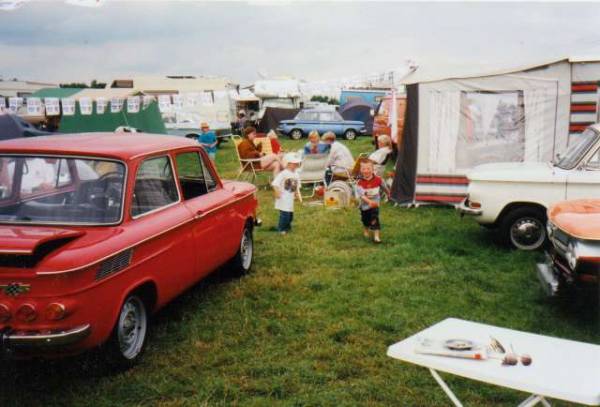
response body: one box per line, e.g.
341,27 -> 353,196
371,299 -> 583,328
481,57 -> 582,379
96,249 -> 133,280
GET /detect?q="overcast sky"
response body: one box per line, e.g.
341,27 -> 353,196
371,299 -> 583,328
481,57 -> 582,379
2,1 -> 600,85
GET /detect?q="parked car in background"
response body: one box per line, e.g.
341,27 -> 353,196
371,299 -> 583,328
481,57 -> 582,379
458,124 -> 600,251
0,133 -> 258,367
537,199 -> 600,296
277,108 -> 366,140
372,95 -> 406,144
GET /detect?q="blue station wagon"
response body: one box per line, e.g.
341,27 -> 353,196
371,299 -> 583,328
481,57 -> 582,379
277,109 -> 367,140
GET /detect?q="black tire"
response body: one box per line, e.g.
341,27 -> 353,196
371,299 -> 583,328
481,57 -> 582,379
289,129 -> 304,140
229,224 -> 254,275
500,206 -> 547,251
344,129 -> 358,140
105,294 -> 149,369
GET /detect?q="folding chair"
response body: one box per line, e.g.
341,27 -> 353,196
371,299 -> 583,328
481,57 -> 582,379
298,153 -> 329,198
254,137 -> 273,155
232,135 -> 268,184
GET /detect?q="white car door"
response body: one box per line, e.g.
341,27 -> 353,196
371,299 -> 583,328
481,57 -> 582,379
566,146 -> 600,199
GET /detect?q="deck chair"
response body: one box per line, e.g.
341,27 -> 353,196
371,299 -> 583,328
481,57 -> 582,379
232,135 -> 268,184
254,137 -> 273,155
298,153 -> 329,198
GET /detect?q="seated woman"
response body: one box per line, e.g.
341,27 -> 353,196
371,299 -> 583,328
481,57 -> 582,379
369,134 -> 393,166
238,127 -> 283,175
303,130 -> 330,155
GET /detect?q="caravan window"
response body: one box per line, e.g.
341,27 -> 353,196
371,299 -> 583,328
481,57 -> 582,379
456,91 -> 525,169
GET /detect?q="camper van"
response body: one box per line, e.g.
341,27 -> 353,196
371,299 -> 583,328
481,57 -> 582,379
372,95 -> 406,144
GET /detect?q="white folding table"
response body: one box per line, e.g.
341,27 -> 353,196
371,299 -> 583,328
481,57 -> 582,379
387,318 -> 600,406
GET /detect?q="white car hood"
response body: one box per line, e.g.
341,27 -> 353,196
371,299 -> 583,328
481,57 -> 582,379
467,161 -> 564,183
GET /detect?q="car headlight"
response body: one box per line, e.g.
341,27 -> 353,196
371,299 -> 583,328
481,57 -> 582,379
565,241 -> 578,270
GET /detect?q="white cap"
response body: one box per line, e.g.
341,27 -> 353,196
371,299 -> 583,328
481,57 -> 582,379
284,152 -> 302,165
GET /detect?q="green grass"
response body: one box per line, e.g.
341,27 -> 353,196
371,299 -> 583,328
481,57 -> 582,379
1,137 -> 598,407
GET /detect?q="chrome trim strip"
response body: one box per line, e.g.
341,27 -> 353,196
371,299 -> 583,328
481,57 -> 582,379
0,249 -> 33,254
6,324 -> 91,347
36,191 -> 255,275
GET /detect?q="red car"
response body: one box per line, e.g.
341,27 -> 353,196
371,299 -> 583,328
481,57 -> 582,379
0,133 -> 258,366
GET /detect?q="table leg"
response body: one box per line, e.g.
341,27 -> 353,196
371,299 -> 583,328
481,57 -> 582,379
429,368 -> 464,407
518,394 -> 551,407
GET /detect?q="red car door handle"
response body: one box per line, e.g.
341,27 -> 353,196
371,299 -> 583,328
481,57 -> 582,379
194,209 -> 205,219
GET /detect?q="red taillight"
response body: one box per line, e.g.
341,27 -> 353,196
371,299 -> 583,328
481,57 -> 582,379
45,303 -> 66,321
0,304 -> 11,323
16,303 -> 37,323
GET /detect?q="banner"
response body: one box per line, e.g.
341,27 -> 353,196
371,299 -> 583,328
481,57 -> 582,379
110,97 -> 123,113
44,97 -> 60,116
172,94 -> 183,110
201,91 -> 213,106
26,97 -> 43,116
8,97 -> 22,114
62,98 -> 76,116
127,96 -> 140,113
158,95 -> 171,112
79,97 -> 93,115
96,97 -> 107,114
184,92 -> 198,108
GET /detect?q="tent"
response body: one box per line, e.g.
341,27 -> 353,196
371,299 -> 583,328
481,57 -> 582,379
391,58 -> 600,205
340,100 -> 373,134
0,114 -> 51,140
256,107 -> 299,134
59,100 -> 166,134
30,87 -> 84,99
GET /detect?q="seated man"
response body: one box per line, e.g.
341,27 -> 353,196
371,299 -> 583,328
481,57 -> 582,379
321,131 -> 354,180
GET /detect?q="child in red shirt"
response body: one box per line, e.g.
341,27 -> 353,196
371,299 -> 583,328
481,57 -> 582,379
355,160 -> 390,243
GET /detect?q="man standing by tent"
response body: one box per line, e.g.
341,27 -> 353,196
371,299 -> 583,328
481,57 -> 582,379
197,122 -> 217,162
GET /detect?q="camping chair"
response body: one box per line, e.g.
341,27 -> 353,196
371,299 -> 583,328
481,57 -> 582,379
254,137 -> 273,155
232,135 -> 269,185
298,153 -> 329,198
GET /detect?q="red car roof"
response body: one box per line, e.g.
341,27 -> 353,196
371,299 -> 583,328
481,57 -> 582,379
0,133 -> 199,161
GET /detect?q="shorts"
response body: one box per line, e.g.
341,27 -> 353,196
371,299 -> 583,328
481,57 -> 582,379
360,207 -> 380,230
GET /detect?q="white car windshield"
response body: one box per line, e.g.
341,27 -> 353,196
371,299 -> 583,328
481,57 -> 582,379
0,156 -> 125,225
556,129 -> 600,170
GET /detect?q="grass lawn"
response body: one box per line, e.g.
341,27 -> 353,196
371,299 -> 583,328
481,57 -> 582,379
2,136 -> 598,407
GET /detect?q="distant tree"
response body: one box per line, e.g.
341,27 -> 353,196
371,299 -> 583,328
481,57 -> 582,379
90,80 -> 106,89
59,80 -> 106,89
60,82 -> 88,88
310,95 -> 339,105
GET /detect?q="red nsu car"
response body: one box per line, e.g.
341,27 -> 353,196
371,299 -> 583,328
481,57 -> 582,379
0,133 -> 258,367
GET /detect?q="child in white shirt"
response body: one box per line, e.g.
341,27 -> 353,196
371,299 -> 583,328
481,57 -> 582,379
271,153 -> 303,235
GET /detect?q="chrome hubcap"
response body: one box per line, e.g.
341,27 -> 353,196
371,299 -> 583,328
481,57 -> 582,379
240,229 -> 253,270
291,130 -> 302,140
346,131 -> 356,140
510,217 -> 545,250
117,296 -> 147,360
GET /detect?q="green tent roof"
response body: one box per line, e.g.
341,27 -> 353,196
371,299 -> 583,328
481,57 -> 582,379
59,100 -> 166,134
30,87 -> 84,99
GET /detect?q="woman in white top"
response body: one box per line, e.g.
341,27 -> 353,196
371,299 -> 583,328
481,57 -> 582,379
321,131 -> 354,176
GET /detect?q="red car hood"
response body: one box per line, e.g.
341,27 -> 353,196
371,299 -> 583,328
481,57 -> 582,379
549,199 -> 600,240
0,225 -> 85,255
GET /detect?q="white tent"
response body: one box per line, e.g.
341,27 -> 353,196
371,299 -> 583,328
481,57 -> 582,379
391,58 -> 600,205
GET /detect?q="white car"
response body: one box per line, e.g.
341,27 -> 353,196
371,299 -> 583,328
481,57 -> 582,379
458,124 -> 600,250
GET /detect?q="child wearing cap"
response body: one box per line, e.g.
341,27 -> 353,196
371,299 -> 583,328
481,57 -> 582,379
198,122 -> 217,162
271,153 -> 303,235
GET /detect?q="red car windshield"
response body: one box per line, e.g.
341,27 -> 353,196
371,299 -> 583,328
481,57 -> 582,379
0,155 -> 126,225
